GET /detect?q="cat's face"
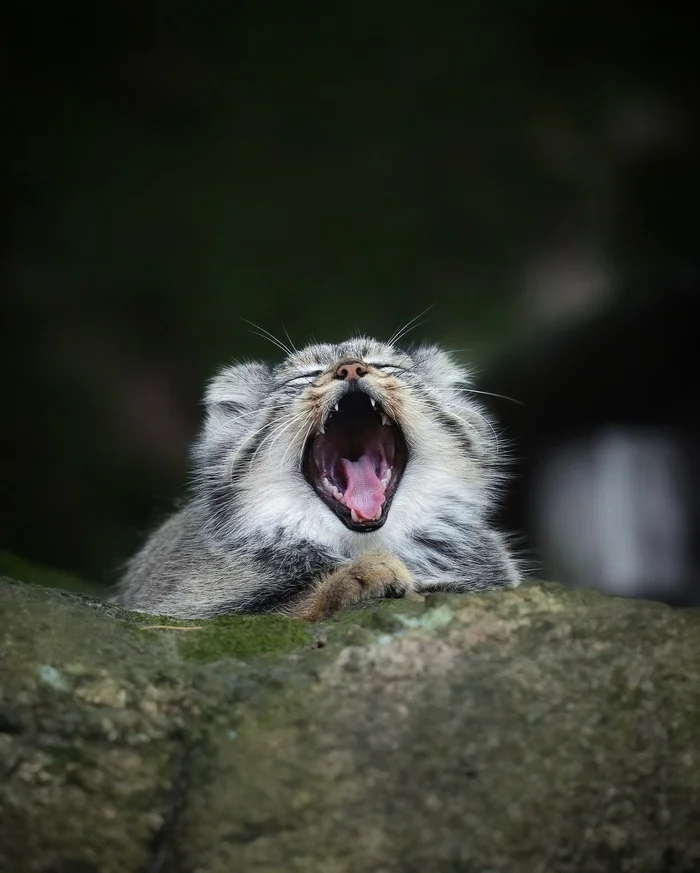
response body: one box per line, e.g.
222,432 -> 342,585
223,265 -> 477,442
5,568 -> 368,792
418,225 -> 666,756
194,337 -> 497,540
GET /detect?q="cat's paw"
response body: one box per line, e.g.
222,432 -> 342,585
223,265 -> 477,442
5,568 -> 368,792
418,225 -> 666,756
295,551 -> 415,621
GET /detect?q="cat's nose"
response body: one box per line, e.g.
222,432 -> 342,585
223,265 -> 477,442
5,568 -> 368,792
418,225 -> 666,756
335,361 -> 367,381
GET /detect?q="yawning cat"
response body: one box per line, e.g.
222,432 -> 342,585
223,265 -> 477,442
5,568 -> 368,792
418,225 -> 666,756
116,337 -> 520,619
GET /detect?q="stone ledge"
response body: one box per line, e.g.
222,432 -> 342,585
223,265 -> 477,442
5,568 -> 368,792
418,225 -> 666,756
1,577 -> 699,873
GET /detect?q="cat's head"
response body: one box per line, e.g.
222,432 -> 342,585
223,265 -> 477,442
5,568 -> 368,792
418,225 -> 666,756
192,337 -> 501,542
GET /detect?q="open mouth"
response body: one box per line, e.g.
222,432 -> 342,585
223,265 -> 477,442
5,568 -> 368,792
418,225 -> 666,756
303,391 -> 408,531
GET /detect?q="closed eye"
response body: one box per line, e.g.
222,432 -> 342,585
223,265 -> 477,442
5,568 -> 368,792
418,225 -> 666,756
284,368 -> 323,385
371,363 -> 409,373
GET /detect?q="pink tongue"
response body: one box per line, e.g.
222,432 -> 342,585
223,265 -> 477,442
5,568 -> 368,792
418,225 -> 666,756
339,455 -> 385,520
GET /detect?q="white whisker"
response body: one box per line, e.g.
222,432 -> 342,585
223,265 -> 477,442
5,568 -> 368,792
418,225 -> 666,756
242,318 -> 293,356
282,323 -> 298,354
280,419 -> 309,469
388,304 -> 435,346
259,411 -> 308,463
452,408 -> 500,456
297,420 -> 315,468
250,331 -> 292,357
224,419 -> 277,484
459,386 -> 525,406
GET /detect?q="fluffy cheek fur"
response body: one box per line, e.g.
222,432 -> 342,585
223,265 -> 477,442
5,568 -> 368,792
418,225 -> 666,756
116,337 -> 519,618
214,360 -> 496,562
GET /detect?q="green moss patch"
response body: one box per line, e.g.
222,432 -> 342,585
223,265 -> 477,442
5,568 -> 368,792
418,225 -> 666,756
128,613 -> 313,663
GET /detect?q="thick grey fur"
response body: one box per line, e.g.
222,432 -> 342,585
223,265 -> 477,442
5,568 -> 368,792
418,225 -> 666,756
115,337 -> 520,617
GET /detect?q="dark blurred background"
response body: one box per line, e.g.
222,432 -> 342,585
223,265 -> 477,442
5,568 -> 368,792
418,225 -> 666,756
2,1 -> 699,602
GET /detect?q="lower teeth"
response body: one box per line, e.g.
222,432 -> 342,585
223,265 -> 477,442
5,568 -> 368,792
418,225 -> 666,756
322,476 -> 344,502
350,506 -> 383,523
321,472 -> 387,524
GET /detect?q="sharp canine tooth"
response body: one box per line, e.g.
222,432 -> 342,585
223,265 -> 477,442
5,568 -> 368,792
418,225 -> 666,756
350,509 -> 360,523
318,423 -> 325,434
381,413 -> 391,426
333,403 -> 339,412
370,398 -> 376,408
380,467 -> 392,486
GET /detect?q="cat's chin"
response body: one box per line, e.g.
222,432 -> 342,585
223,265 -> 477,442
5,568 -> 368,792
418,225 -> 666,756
303,390 -> 408,532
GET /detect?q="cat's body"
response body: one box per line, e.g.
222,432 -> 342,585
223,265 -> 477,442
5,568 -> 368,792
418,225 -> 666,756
116,337 -> 520,619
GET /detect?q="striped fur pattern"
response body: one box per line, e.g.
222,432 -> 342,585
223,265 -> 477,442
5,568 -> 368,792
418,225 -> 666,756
116,337 -> 520,618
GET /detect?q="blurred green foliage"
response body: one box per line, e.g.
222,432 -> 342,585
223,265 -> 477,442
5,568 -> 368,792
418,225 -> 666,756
0,550 -> 103,598
2,0 -> 698,583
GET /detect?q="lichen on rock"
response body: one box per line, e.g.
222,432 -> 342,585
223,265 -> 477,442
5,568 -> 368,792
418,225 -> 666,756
1,576 -> 699,873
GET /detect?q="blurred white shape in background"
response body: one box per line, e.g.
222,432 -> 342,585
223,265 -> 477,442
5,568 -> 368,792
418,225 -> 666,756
533,429 -> 690,599
524,242 -> 614,328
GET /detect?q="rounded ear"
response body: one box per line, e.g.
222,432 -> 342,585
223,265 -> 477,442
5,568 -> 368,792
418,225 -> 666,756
204,362 -> 271,413
411,345 -> 472,391
411,345 -> 495,446
193,362 -> 272,469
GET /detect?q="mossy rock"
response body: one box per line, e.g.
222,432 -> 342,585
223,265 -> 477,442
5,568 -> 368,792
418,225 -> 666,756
1,576 -> 699,873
